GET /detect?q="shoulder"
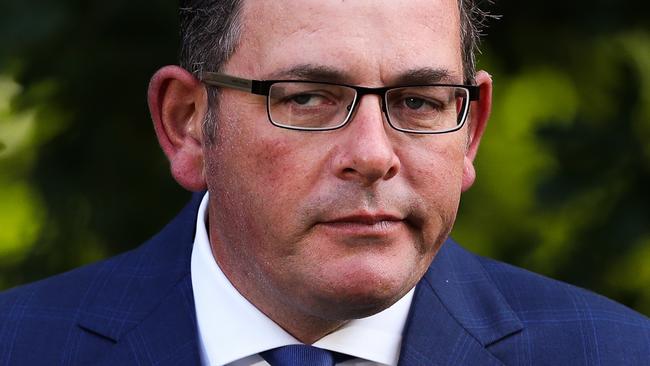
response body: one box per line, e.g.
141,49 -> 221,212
0,249 -> 136,364
0,193 -> 201,365
476,254 -> 648,323
0,244 -> 143,310
0,211 -> 187,317
0,192 -> 201,315
476,253 -> 650,364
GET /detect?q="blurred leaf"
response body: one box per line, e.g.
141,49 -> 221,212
0,182 -> 43,263
607,237 -> 650,314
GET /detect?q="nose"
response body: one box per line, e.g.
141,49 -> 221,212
333,95 -> 401,186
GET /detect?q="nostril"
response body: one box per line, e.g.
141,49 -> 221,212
385,166 -> 398,180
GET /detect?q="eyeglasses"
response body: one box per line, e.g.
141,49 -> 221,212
200,72 -> 480,134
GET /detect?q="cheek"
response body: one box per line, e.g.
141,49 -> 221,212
214,101 -> 311,195
253,138 -> 301,189
249,131 -> 334,201
401,140 -> 466,233
405,140 -> 466,194
225,132 -> 322,234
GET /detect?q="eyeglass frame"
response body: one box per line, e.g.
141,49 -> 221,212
200,71 -> 480,134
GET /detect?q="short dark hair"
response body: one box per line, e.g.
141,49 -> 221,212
179,0 -> 493,142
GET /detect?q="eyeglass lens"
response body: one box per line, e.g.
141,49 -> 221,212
268,82 -> 468,132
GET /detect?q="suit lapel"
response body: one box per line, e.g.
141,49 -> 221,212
398,240 -> 523,366
76,193 -> 204,365
94,274 -> 202,366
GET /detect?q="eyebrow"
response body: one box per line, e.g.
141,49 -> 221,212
266,64 -> 352,84
264,64 -> 459,86
392,67 -> 458,86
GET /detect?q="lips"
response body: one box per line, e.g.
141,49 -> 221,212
326,213 -> 403,225
316,212 -> 409,236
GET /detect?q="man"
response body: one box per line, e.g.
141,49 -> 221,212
1,0 -> 648,365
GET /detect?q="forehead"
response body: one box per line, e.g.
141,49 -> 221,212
229,0 -> 463,85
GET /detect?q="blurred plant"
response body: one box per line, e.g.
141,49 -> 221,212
455,31 -> 650,314
0,73 -> 69,287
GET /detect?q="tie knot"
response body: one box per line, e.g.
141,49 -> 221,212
261,345 -> 337,366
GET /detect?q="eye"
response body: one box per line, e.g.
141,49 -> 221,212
404,97 -> 426,110
398,96 -> 442,111
288,93 -> 330,107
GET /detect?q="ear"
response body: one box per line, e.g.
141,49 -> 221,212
461,70 -> 492,192
148,65 -> 208,191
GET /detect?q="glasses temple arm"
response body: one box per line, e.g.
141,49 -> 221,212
200,72 -> 253,93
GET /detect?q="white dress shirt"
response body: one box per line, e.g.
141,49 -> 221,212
191,193 -> 415,366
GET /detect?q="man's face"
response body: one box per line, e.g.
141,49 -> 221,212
205,0 -> 474,321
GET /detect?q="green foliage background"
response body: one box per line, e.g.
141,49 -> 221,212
1,1 -> 649,315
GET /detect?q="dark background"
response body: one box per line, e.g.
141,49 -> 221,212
1,1 -> 649,315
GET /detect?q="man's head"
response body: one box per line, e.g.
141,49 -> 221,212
148,0 -> 492,341
177,0 -> 492,143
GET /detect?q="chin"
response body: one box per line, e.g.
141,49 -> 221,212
285,243 -> 433,321
315,290 -> 405,321
306,271 -> 416,321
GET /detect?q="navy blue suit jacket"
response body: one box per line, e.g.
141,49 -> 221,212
1,193 -> 649,365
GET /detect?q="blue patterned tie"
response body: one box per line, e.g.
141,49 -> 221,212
261,345 -> 350,366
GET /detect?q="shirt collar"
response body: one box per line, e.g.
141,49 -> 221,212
191,192 -> 414,366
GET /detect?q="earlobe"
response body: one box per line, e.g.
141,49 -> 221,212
148,65 -> 208,191
461,70 -> 492,192
461,157 -> 477,192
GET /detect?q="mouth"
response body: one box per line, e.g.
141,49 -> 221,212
317,212 -> 412,237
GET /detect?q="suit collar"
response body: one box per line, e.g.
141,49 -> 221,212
77,192 -> 204,364
399,239 -> 523,365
